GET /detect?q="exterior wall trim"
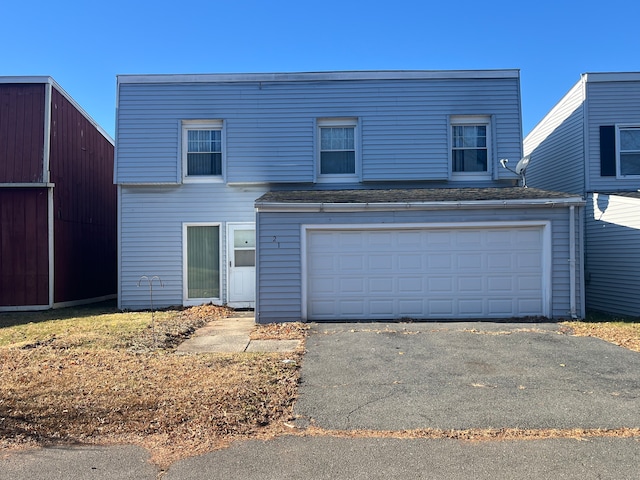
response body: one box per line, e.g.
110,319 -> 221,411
47,186 -> 54,308
299,220 -> 552,321
117,69 -> 520,86
0,183 -> 55,188
43,82 -> 52,183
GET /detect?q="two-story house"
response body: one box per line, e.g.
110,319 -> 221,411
1,77 -> 116,310
116,70 -> 584,322
524,72 -> 640,317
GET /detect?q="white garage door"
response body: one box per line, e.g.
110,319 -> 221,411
305,225 -> 547,320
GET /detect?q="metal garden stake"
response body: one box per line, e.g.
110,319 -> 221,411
137,275 -> 164,349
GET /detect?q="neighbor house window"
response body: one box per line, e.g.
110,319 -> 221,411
182,120 -> 224,181
317,118 -> 359,181
184,224 -> 220,303
451,116 -> 491,177
618,126 -> 640,176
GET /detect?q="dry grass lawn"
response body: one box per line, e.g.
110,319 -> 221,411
0,303 -> 303,468
1,304 -> 639,470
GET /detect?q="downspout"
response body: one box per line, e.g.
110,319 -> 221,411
569,205 -> 577,318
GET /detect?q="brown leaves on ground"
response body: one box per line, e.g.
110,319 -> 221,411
250,322 -> 309,340
563,321 -> 640,353
130,304 -> 234,351
298,425 -> 640,441
0,304 -> 302,468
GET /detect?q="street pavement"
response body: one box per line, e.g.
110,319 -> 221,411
2,320 -> 640,479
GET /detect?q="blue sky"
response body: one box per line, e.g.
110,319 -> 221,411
3,0 -> 640,139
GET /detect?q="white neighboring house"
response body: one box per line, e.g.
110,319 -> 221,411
115,70 -> 585,322
524,72 -> 640,317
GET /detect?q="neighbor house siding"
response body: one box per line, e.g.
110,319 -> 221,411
116,76 -> 522,185
49,87 -> 117,303
524,81 -> 585,195
256,207 -> 581,323
119,184 -> 267,309
585,194 -> 640,316
0,188 -> 49,306
0,83 -> 46,183
585,80 -> 640,192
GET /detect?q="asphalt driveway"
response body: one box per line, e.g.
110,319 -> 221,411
294,321 -> 640,431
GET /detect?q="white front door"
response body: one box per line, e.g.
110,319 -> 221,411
228,224 -> 256,308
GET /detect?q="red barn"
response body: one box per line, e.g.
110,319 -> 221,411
0,77 -> 115,310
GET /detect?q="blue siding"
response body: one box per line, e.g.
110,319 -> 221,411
585,194 -> 640,316
524,80 -> 585,195
116,74 -> 522,185
256,207 -> 582,323
119,184 -> 267,310
586,80 -> 640,192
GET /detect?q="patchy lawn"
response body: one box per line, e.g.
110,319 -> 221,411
562,311 -> 640,353
0,303 -> 303,468
2,304 -> 639,470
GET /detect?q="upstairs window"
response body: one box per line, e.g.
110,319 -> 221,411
317,118 -> 359,181
618,126 -> 640,176
182,120 -> 224,181
451,116 -> 491,178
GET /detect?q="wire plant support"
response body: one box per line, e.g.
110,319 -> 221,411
137,275 -> 164,349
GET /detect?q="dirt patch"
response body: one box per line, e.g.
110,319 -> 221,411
250,322 -> 309,341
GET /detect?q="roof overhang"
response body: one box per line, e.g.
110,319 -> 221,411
255,188 -> 585,213
117,69 -> 520,85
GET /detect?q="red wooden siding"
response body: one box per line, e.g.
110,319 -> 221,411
0,84 -> 45,183
0,188 -> 49,306
49,87 -> 116,303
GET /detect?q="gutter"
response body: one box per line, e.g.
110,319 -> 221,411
255,197 -> 585,212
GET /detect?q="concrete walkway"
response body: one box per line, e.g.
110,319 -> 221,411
174,311 -> 301,354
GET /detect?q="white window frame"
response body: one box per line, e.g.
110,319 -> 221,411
450,115 -> 492,180
616,124 -> 640,178
183,222 -> 222,306
182,120 -> 225,183
316,117 -> 360,183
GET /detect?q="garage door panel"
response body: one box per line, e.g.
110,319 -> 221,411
457,254 -> 483,269
340,277 -> 365,293
369,277 -> 393,292
398,277 -> 423,292
369,254 -> 393,270
309,277 -> 335,293
488,299 -> 516,315
306,226 -> 545,320
428,277 -> 453,292
398,299 -> 424,315
459,299 -> 485,315
488,276 -> 514,292
429,299 -> 455,315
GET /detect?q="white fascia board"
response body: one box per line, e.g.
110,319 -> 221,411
0,183 -> 55,187
0,76 -> 54,84
256,197 -> 585,212
117,69 -> 519,85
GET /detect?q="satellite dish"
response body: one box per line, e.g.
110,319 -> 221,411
515,155 -> 530,175
499,155 -> 531,188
